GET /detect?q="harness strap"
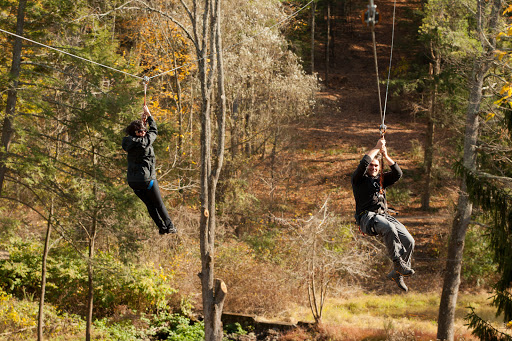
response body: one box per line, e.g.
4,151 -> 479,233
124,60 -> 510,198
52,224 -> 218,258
147,179 -> 154,190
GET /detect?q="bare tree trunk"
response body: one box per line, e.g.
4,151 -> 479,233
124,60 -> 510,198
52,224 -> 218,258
85,217 -> 96,341
421,43 -> 440,210
86,150 -> 99,341
199,0 -> 227,339
325,1 -> 331,84
310,0 -> 316,74
437,0 -> 500,332
37,199 -> 53,341
0,0 -> 27,195
244,112 -> 251,155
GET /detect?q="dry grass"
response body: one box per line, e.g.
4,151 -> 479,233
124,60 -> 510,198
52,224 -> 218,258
276,292 -> 499,340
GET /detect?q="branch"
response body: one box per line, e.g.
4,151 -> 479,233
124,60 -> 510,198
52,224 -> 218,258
0,326 -> 37,337
477,171 -> 512,184
0,196 -> 47,221
134,0 -> 198,51
73,0 -> 137,21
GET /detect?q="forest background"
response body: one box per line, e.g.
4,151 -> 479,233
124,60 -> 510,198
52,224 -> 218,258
0,0 -> 511,340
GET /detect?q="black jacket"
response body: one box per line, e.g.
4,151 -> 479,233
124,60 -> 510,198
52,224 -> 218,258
122,116 -> 158,183
351,154 -> 402,219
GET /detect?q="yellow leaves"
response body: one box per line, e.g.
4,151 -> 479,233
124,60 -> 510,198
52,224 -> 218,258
503,4 -> 512,15
494,50 -> 508,60
497,26 -> 512,40
484,112 -> 495,122
499,84 -> 512,98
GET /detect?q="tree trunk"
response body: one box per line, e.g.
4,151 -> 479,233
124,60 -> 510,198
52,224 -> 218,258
86,150 -> 99,341
437,0 -> 501,336
310,0 -> 316,74
421,43 -> 440,210
325,1 -> 331,84
199,0 -> 227,339
85,218 -> 96,341
436,55 -> 491,341
244,112 -> 251,155
37,200 -> 53,341
0,0 -> 27,195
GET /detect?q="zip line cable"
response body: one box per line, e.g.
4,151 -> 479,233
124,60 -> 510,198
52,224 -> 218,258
0,0 -> 314,83
365,0 -> 397,133
382,0 -> 397,129
0,28 -> 144,80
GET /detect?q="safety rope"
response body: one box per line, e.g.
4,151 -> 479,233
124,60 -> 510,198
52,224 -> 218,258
364,0 -> 397,194
142,76 -> 149,125
382,0 -> 397,129
365,0 -> 397,132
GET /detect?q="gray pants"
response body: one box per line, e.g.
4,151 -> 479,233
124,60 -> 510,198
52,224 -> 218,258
359,212 -> 415,266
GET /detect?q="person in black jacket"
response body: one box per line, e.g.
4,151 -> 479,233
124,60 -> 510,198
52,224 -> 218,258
351,137 -> 414,292
122,105 -> 176,235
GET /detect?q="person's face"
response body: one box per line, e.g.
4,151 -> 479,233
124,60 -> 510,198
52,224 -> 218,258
368,159 -> 380,177
135,128 -> 146,137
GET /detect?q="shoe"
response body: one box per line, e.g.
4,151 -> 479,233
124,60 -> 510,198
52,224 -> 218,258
167,221 -> 177,234
387,270 -> 408,292
393,258 -> 415,277
159,221 -> 177,235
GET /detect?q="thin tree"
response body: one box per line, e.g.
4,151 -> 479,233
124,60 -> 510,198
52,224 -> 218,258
311,0 -> 317,74
325,0 -> 331,84
199,0 -> 228,338
0,0 -> 27,195
38,199 -> 53,341
135,1 -> 228,338
277,199 -> 376,324
421,41 -> 440,210
437,0 -> 502,339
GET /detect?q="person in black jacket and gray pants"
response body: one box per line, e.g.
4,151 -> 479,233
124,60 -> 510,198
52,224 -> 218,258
351,137 -> 414,292
122,105 -> 176,235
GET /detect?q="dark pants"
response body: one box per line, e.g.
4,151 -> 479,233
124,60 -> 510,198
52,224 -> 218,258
129,179 -> 172,229
359,211 -> 415,267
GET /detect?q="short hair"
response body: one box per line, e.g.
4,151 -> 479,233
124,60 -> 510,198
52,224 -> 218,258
125,120 -> 145,136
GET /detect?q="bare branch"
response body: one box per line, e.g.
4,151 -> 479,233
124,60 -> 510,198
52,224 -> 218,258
134,0 -> 199,51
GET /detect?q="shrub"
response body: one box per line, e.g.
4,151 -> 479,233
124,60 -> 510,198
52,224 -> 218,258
0,287 -> 84,340
144,312 -> 205,341
0,237 -> 177,317
462,224 -> 498,286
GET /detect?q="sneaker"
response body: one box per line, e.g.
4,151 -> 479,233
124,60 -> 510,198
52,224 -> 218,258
159,221 -> 177,235
393,258 -> 415,277
387,270 -> 408,292
167,221 -> 177,234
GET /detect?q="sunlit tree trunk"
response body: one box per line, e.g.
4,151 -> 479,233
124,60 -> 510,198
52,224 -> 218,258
37,199 -> 53,341
310,0 -> 316,73
437,0 -> 500,336
198,0 -> 227,339
86,149 -> 99,341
